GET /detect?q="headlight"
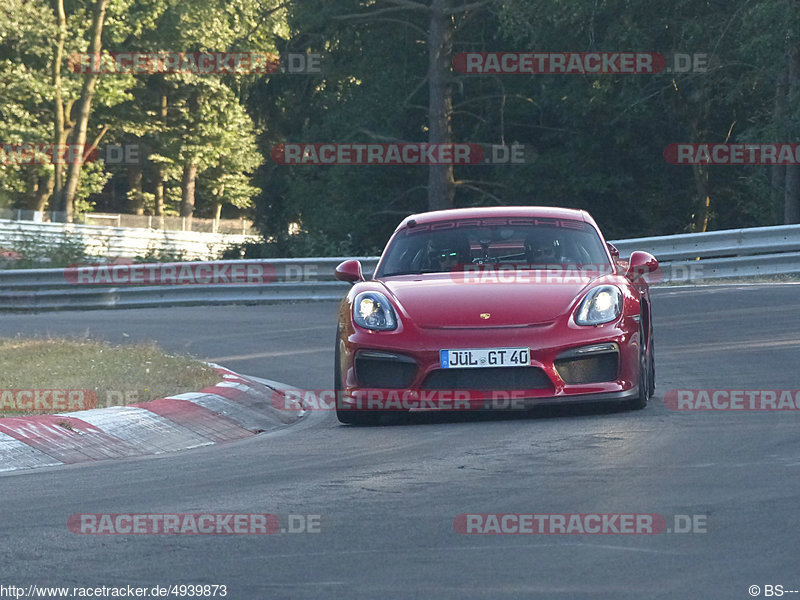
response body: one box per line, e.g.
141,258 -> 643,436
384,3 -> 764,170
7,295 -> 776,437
353,292 -> 398,331
575,285 -> 622,325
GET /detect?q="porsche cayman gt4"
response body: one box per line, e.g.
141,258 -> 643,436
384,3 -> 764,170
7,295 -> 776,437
334,206 -> 657,425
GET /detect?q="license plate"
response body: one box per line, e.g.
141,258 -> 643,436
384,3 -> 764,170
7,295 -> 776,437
440,347 -> 530,369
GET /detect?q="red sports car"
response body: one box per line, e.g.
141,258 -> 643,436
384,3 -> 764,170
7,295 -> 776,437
334,206 -> 658,424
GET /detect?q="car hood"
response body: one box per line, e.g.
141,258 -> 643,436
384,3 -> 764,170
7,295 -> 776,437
378,272 -> 609,327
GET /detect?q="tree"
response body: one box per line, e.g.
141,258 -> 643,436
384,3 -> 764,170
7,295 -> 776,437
59,0 -> 110,221
0,0 -> 129,215
332,0 -> 496,211
122,0 -> 282,224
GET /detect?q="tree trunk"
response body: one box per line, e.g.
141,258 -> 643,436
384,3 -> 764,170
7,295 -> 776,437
180,162 -> 197,230
213,201 -> 222,233
689,117 -> 711,232
212,181 -> 224,232
33,173 -> 55,211
152,93 -> 168,220
24,170 -> 37,211
154,164 -> 165,217
61,0 -> 109,221
692,163 -> 711,232
426,0 -> 455,211
785,164 -> 800,224
52,0 -> 67,213
772,62 -> 787,214
785,40 -> 800,223
128,162 -> 144,215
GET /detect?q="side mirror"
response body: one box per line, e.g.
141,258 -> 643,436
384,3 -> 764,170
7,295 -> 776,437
606,243 -> 620,261
335,260 -> 364,284
626,251 -> 659,283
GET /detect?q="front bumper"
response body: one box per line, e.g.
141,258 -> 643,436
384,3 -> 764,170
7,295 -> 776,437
338,316 -> 642,411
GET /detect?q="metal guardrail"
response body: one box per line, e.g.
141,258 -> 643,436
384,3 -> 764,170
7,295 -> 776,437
0,258 -> 379,310
0,225 -> 798,311
611,224 -> 800,262
612,224 -> 800,281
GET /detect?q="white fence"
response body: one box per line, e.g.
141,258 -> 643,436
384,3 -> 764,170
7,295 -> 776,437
0,218 -> 258,261
0,209 -> 255,234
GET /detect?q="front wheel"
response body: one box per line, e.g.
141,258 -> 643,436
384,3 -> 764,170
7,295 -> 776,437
334,332 -> 379,425
625,322 -> 649,410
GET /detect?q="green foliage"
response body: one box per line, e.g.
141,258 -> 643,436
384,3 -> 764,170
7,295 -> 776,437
6,230 -> 89,268
221,230 -> 381,259
135,244 -> 186,262
0,0 -> 274,221
2,0 -> 799,258
244,0 -> 800,254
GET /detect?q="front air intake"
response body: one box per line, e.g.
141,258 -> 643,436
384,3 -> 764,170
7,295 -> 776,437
554,344 -> 619,384
422,367 -> 552,390
355,351 -> 417,388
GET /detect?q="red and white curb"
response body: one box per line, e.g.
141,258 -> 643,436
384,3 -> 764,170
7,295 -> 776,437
0,364 -> 302,473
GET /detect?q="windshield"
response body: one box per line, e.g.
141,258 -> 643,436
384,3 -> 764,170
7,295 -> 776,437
376,218 -> 610,277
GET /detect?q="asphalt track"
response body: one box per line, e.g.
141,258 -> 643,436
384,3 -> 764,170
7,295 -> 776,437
1,284 -> 799,600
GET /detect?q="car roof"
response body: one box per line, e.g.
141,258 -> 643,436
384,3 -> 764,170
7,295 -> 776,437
396,206 -> 596,231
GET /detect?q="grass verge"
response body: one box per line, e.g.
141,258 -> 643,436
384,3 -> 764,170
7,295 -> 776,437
0,337 -> 221,417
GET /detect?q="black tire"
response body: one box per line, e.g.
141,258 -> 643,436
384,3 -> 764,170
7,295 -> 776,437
647,334 -> 655,399
625,322 -> 649,410
334,331 -> 379,425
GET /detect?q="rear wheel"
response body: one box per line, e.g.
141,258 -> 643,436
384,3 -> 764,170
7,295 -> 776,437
334,332 -> 379,425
